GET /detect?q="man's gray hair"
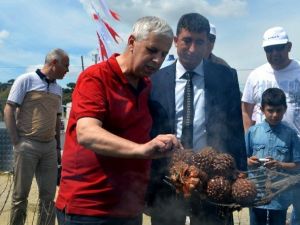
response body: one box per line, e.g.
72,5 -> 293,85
132,16 -> 174,41
45,48 -> 68,64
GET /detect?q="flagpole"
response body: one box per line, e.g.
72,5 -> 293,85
81,56 -> 85,71
94,54 -> 98,64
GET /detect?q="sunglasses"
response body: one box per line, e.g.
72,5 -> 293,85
264,44 -> 286,53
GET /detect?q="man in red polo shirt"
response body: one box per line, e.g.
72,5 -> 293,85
56,16 -> 180,225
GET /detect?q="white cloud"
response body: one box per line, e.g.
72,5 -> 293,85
79,0 -> 248,33
0,30 -> 9,45
25,64 -> 43,73
104,0 -> 248,22
200,0 -> 248,17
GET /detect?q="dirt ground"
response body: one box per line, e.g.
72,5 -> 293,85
0,173 -> 292,225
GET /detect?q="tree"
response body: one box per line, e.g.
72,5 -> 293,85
7,79 -> 15,85
0,86 -> 11,121
62,82 -> 76,106
66,82 -> 76,91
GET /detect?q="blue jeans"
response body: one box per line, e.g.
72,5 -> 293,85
291,184 -> 300,225
56,209 -> 142,225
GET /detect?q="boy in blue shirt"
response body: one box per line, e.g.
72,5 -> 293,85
246,87 -> 300,225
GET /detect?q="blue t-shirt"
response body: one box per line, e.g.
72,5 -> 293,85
245,120 -> 300,210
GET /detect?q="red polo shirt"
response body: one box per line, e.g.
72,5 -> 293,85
56,54 -> 153,217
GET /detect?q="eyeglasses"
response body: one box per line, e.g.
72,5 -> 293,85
264,44 -> 286,53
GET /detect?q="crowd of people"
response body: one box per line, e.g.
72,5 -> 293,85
3,11 -> 299,225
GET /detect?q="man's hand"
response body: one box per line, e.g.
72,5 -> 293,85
4,103 -> 20,146
264,159 -> 281,170
247,156 -> 260,167
139,134 -> 183,159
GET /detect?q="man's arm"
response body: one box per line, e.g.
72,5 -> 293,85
241,102 -> 255,132
264,161 -> 300,170
4,103 -> 19,146
76,117 -> 181,159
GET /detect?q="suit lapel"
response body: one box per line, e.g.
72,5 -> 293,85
165,63 -> 176,133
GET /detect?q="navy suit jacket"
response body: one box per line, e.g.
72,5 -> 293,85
149,60 -> 247,186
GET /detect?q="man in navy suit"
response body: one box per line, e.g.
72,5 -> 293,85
147,13 -> 247,225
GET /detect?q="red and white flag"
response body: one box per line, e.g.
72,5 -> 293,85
98,0 -> 120,21
88,0 -> 121,62
93,13 -> 100,21
96,32 -> 109,61
102,19 -> 122,43
91,2 -> 121,44
96,18 -> 114,52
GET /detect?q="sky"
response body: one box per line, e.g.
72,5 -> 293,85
0,0 -> 300,89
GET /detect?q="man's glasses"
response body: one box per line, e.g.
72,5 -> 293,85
264,44 -> 286,53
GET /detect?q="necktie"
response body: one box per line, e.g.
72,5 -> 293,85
181,71 -> 194,149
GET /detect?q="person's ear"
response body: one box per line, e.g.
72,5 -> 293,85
128,35 -> 136,52
286,42 -> 292,52
52,59 -> 59,65
174,36 -> 178,48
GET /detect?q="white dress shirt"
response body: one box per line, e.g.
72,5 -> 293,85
175,60 -> 207,151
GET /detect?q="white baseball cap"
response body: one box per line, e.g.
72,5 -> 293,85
209,23 -> 216,36
262,26 -> 289,47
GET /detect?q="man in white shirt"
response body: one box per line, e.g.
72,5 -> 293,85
4,48 -> 69,225
241,26 -> 300,225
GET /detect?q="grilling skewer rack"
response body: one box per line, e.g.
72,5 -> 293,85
164,166 -> 300,209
